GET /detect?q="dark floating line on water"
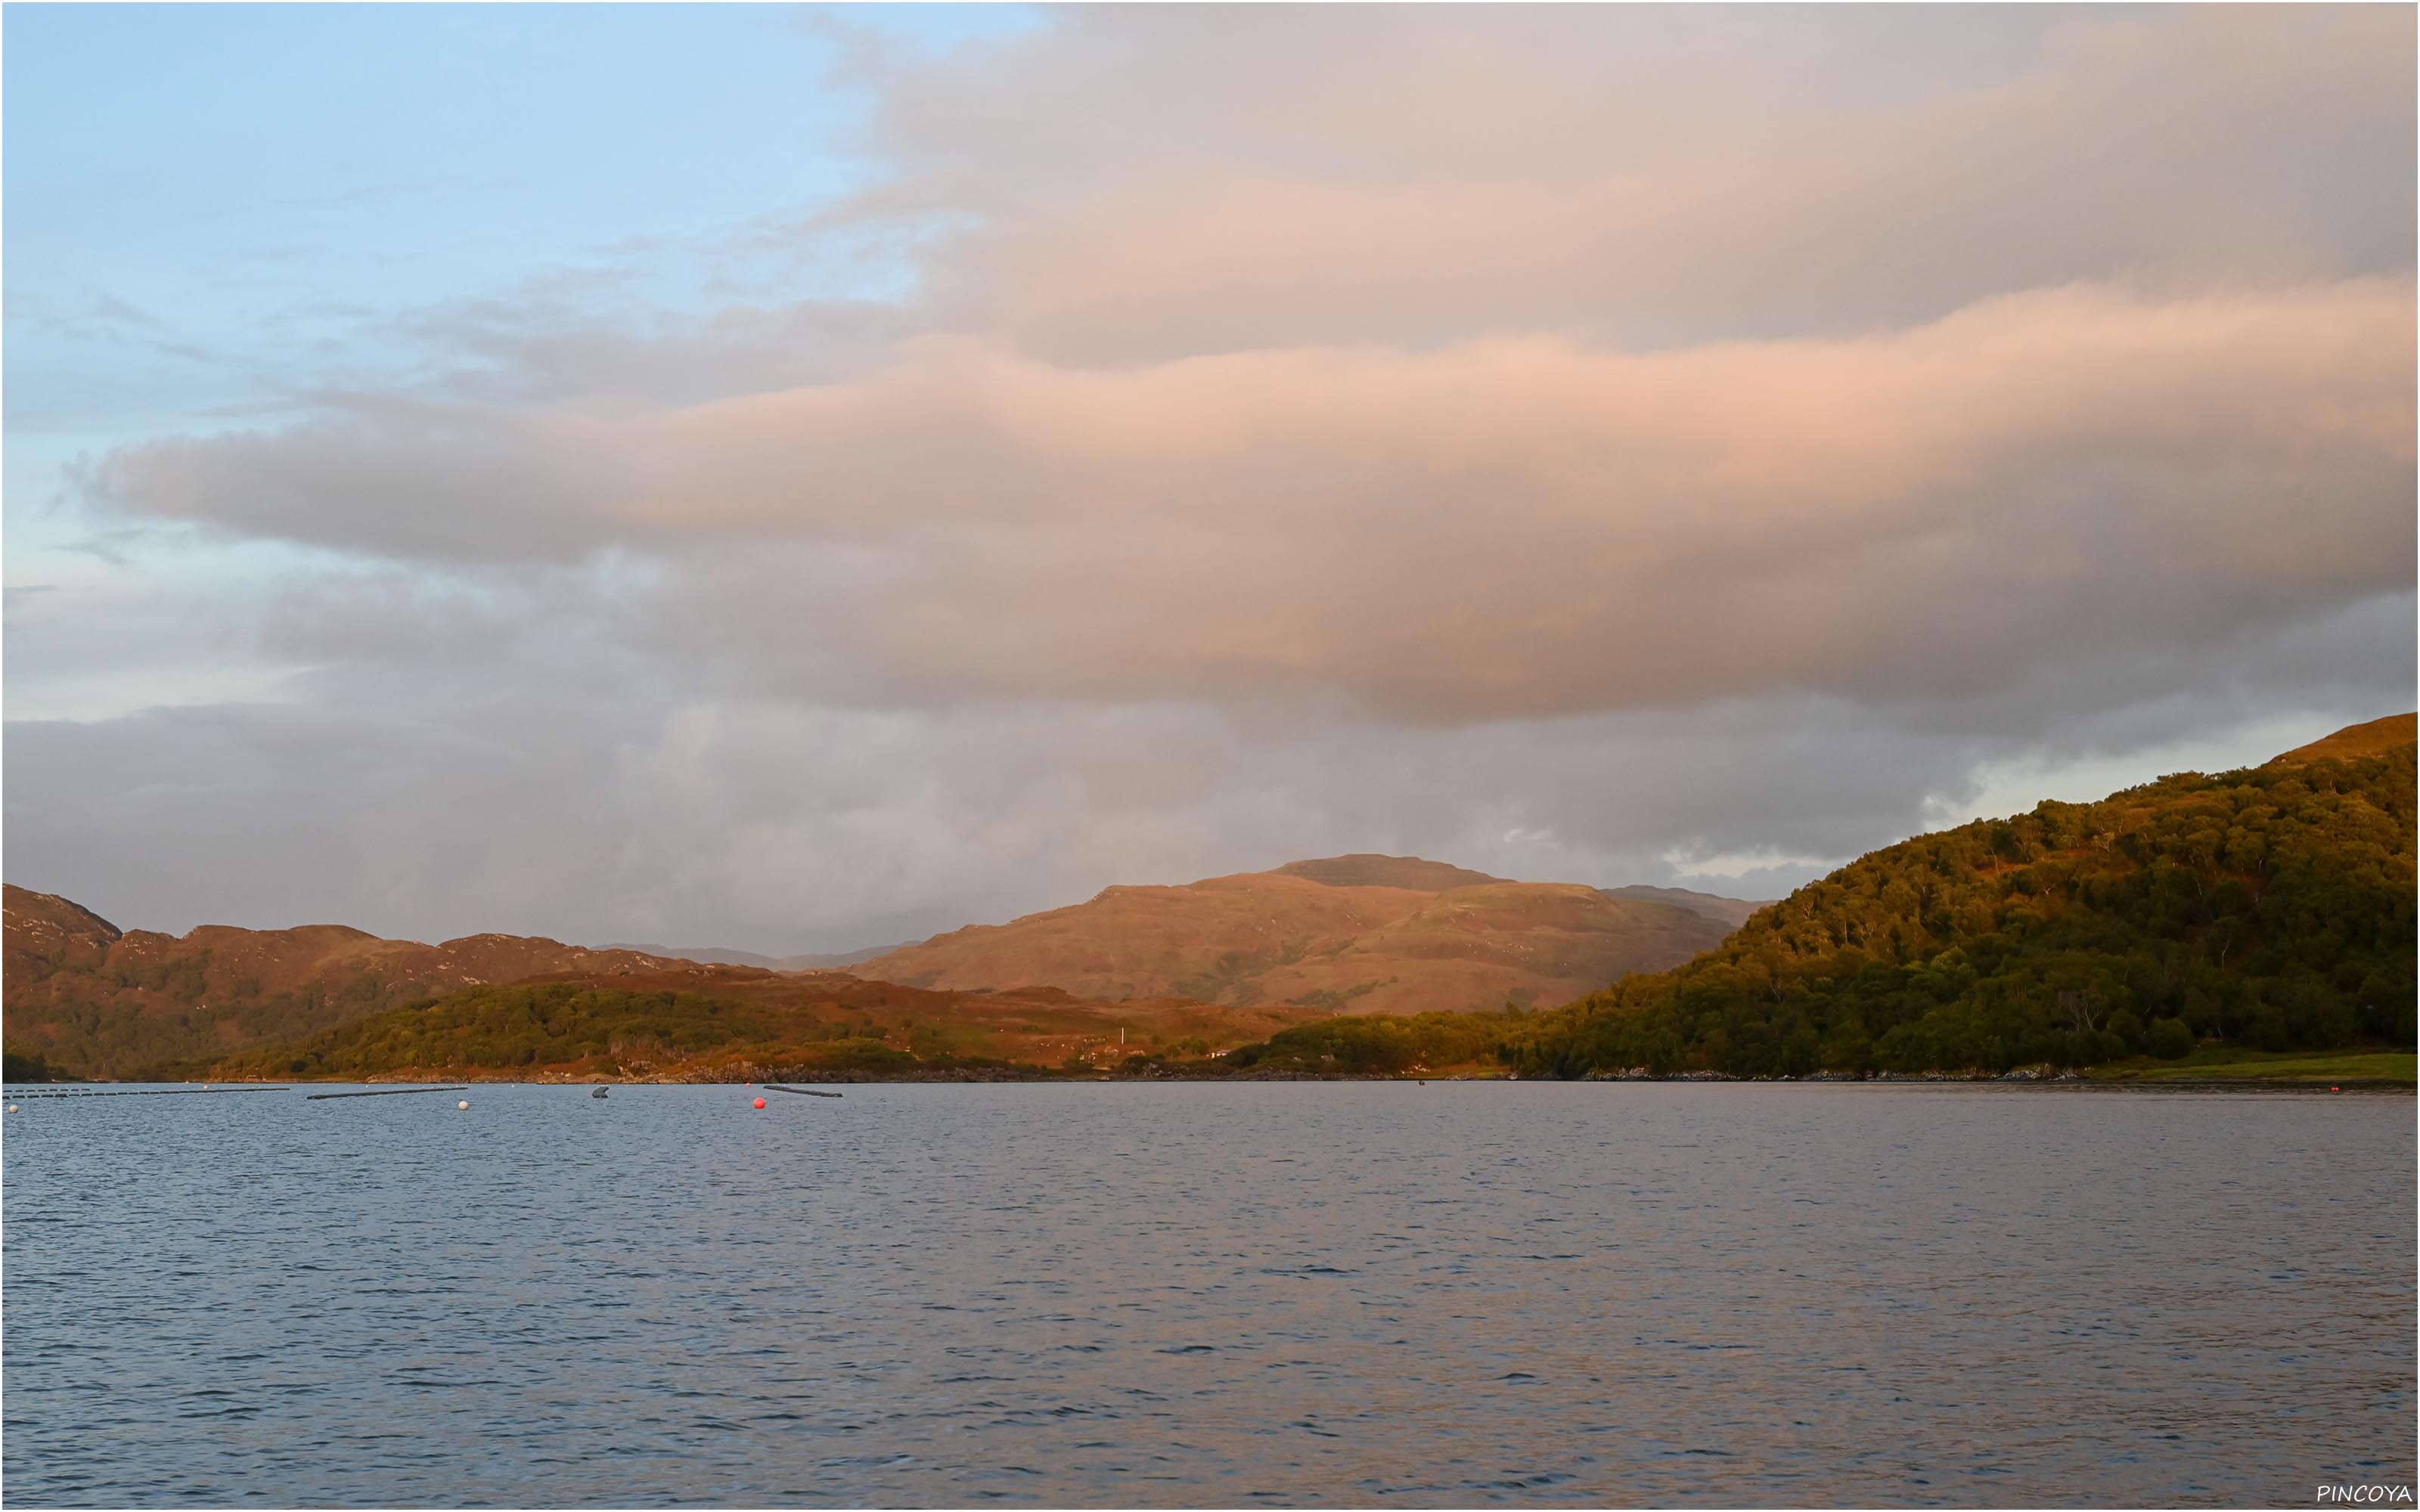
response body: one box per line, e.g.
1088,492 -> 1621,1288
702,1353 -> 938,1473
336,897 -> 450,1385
762,1084 -> 844,1098
305,1086 -> 472,1101
5,1086 -> 291,1099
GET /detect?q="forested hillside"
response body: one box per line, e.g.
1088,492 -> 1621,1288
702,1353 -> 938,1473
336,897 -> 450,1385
1505,728 -> 2415,1078
217,982 -> 932,1080
212,971 -> 1314,1082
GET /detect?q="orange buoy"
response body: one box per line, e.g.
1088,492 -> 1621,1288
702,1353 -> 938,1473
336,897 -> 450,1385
753,1096 -> 767,1109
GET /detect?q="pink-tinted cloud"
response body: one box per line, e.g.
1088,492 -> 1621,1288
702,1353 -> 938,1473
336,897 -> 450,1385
97,279 -> 2415,720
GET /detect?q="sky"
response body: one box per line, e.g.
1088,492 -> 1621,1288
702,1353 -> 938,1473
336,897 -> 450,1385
5,4 -> 2413,953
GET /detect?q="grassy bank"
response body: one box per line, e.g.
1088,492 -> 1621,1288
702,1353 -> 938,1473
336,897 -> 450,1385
2087,1047 -> 2415,1084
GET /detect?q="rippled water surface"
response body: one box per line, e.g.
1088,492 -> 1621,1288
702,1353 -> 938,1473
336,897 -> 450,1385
4,1082 -> 2412,1506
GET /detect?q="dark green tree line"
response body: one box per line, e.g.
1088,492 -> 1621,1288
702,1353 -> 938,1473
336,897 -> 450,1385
1501,745 -> 2413,1078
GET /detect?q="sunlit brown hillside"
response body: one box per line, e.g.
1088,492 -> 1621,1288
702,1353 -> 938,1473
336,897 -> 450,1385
1272,854 -> 1506,890
2,857 -> 1754,1078
1601,885 -> 1773,930
855,860 -> 1736,1015
2267,712 -> 2417,767
0,885 -> 1320,1080
2,885 -> 701,1077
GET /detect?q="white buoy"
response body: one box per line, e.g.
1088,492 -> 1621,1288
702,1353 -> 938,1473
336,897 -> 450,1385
458,1099 -> 470,1110
6,1105 -> 17,1114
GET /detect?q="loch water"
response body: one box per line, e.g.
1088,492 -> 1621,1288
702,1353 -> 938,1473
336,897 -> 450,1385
2,1080 -> 2412,1507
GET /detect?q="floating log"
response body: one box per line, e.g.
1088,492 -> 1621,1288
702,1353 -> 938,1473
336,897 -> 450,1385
5,1086 -> 290,1099
305,1086 -> 472,1101
762,1084 -> 844,1098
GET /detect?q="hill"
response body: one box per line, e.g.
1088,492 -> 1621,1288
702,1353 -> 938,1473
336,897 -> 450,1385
2266,712 -> 2416,767
209,967 -> 1315,1083
1274,854 -> 1506,890
854,862 -> 1734,1015
1600,885 -> 1773,930
603,941 -> 908,971
2,886 -> 1320,1081
1503,720 -> 2416,1078
4,886 -> 126,965
2,888 -> 731,1079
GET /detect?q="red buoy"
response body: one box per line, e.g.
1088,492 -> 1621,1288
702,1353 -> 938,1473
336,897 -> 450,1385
754,1097 -> 767,1109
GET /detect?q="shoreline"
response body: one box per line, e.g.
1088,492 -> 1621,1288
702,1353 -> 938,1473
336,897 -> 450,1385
17,1071 -> 2409,1093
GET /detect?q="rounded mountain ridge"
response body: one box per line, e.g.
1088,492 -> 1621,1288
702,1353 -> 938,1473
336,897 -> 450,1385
856,858 -> 1736,1015
1270,854 -> 1508,891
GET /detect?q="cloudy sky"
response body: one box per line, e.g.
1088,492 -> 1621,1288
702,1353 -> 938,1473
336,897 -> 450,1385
5,5 -> 2413,952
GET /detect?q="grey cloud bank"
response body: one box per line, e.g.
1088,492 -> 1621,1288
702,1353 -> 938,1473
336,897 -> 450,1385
91,283 -> 2415,723
6,6 -> 2414,950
